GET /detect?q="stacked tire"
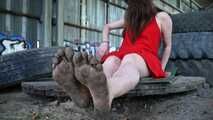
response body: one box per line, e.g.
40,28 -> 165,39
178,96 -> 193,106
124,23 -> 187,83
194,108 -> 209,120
165,9 -> 213,86
0,47 -> 58,88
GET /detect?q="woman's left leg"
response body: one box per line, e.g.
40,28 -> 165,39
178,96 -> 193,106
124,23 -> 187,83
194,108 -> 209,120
102,56 -> 121,80
107,53 -> 150,106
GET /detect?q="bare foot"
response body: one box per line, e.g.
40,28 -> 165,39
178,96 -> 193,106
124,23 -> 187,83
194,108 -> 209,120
75,57 -> 110,113
52,47 -> 91,107
73,51 -> 100,82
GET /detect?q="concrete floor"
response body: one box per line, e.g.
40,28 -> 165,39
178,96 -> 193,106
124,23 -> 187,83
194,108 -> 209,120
0,85 -> 213,120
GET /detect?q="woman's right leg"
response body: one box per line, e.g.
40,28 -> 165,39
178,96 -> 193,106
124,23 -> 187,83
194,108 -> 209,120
102,56 -> 121,79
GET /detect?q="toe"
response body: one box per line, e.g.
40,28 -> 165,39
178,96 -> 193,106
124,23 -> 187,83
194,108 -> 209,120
65,47 -> 74,62
55,48 -> 65,58
95,64 -> 103,72
73,52 -> 83,67
54,48 -> 65,63
82,51 -> 89,63
52,57 -> 59,69
89,56 -> 99,66
88,54 -> 93,62
73,52 -> 88,67
52,48 -> 66,69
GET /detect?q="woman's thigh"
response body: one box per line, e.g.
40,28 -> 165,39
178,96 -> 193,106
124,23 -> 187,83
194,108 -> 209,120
122,53 -> 150,77
107,54 -> 149,98
102,56 -> 121,79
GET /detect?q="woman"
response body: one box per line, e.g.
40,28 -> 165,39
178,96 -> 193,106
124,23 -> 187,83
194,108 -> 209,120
52,0 -> 172,114
97,0 -> 172,109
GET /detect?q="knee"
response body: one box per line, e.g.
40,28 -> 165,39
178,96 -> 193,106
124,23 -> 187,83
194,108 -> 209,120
103,56 -> 121,67
122,54 -> 136,65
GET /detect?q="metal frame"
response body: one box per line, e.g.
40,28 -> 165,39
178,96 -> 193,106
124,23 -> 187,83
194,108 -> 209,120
0,8 -> 41,22
159,0 -> 184,13
181,0 -> 202,10
63,0 -> 124,41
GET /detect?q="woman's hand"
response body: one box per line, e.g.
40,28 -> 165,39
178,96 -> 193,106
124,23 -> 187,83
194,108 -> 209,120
96,42 -> 109,59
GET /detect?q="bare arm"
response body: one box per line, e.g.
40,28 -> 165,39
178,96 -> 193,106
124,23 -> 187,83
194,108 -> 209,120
103,19 -> 125,42
158,12 -> 173,71
97,19 -> 125,59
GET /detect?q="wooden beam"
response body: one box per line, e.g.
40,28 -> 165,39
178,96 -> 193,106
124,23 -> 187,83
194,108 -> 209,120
4,0 -> 11,32
56,0 -> 64,46
42,0 -> 52,47
64,22 -> 122,38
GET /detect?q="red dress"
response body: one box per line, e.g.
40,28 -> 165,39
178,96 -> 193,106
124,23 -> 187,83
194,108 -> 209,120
101,16 -> 166,78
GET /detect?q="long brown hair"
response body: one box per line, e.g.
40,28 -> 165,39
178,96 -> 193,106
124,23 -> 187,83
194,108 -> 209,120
124,0 -> 157,43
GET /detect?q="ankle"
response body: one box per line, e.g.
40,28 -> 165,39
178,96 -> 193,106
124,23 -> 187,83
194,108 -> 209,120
108,93 -> 114,109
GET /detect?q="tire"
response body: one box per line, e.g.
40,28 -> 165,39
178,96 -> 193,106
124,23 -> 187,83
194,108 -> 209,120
0,47 -> 59,89
0,44 -> 4,55
167,32 -> 213,59
171,10 -> 213,33
166,59 -> 213,86
164,10 -> 213,87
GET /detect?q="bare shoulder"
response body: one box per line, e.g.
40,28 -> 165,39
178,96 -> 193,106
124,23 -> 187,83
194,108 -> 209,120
156,12 -> 173,33
156,12 -> 172,21
156,12 -> 173,29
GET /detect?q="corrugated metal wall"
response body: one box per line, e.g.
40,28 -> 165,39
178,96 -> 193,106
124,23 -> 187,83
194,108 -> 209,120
0,0 -> 42,48
63,0 -> 125,49
154,0 -> 201,14
0,0 -> 120,48
63,0 -> 81,43
0,0 -> 201,49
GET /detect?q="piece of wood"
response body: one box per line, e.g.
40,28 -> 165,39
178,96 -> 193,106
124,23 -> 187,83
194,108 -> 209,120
42,0 -> 53,47
22,76 -> 206,98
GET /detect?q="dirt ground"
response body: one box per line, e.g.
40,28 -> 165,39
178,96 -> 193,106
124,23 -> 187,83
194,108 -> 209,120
0,85 -> 213,120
